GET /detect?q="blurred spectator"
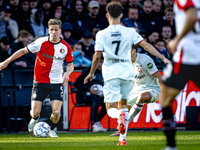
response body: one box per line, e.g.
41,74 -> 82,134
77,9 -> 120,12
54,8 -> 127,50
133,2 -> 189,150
12,0 -> 31,31
163,0 -> 173,8
29,0 -> 39,10
0,5 -> 19,41
128,0 -> 143,14
27,33 -> 34,45
120,0 -> 129,18
0,0 -> 8,12
87,0 -> 104,30
74,56 -> 107,132
122,7 -> 143,31
50,1 -> 66,23
72,42 -> 92,67
79,30 -> 94,60
0,36 -> 11,62
163,7 -> 176,38
161,25 -> 172,46
65,0 -> 93,41
91,24 -> 101,45
139,29 -> 147,41
61,22 -> 76,47
138,0 -> 163,35
154,38 -> 171,70
9,0 -> 19,15
40,0 -> 52,26
147,31 -> 159,45
11,30 -> 36,67
28,8 -> 48,37
152,0 -> 163,20
97,0 -> 107,19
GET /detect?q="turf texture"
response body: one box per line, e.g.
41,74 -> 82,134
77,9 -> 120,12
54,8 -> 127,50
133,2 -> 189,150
0,130 -> 200,150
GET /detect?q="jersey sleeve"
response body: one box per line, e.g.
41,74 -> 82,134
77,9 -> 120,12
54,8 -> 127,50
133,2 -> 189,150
131,29 -> 144,45
175,0 -> 195,10
144,56 -> 158,75
27,37 -> 44,53
65,43 -> 74,63
95,31 -> 104,52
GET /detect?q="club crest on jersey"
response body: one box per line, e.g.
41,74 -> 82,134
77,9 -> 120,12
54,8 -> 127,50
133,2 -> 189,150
60,48 -> 65,53
138,67 -> 142,73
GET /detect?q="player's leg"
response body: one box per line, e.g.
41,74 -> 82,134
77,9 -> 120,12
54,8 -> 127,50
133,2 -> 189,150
159,84 -> 180,149
128,89 -> 159,123
117,79 -> 134,146
160,63 -> 188,150
28,83 -> 47,132
104,79 -> 121,119
48,83 -> 63,137
49,100 -> 63,137
28,100 -> 42,132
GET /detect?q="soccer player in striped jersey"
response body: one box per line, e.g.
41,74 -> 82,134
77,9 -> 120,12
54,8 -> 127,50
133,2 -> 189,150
0,18 -> 74,137
159,0 -> 200,150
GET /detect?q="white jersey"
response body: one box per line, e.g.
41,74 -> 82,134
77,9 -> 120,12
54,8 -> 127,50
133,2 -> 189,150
173,0 -> 200,65
132,53 -> 160,90
95,24 -> 143,81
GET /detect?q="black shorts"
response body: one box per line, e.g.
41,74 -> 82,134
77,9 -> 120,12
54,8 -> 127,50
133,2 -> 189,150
162,62 -> 200,90
31,83 -> 63,102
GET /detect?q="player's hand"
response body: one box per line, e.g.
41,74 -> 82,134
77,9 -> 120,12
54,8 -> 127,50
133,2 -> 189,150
163,57 -> 171,65
84,73 -> 94,84
0,61 -> 9,71
167,36 -> 179,54
62,73 -> 69,86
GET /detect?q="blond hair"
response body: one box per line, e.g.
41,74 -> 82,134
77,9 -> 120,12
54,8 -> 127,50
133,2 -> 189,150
48,18 -> 62,29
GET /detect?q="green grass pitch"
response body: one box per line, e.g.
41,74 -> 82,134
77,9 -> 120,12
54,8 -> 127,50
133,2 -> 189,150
0,130 -> 200,150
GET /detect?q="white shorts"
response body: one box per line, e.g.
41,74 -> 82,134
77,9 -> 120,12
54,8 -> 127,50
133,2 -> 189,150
127,88 -> 160,106
103,79 -> 133,103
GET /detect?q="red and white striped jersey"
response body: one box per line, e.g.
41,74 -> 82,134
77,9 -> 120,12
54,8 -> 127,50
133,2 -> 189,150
173,0 -> 200,65
27,36 -> 74,84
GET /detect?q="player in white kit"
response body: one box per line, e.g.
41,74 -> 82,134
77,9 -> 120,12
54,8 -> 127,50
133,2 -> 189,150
159,0 -> 200,150
84,2 -> 170,145
109,45 -> 162,137
128,45 -> 162,122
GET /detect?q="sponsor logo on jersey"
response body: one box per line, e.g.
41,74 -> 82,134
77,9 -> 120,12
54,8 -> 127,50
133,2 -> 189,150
42,54 -> 64,60
111,32 -> 121,37
45,46 -> 49,49
147,62 -> 153,69
31,42 -> 35,45
135,74 -> 145,79
60,48 -> 65,53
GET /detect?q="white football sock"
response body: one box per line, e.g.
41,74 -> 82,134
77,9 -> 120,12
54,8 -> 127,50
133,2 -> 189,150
119,108 -> 129,142
107,108 -> 120,119
128,103 -> 143,123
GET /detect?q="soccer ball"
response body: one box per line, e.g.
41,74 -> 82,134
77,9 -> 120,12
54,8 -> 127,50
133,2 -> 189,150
33,122 -> 50,138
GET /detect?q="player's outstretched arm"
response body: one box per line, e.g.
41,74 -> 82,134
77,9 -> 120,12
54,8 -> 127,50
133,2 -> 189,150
62,62 -> 74,86
84,52 -> 101,84
139,41 -> 171,65
0,47 -> 29,71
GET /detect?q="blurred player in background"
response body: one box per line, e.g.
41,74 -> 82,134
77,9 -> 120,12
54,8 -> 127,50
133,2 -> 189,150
159,1 -> 200,150
84,2 -> 170,145
0,18 -> 74,137
109,44 -> 162,137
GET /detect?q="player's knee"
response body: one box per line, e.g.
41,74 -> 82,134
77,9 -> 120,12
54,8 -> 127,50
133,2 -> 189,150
31,110 -> 40,118
52,110 -> 60,117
